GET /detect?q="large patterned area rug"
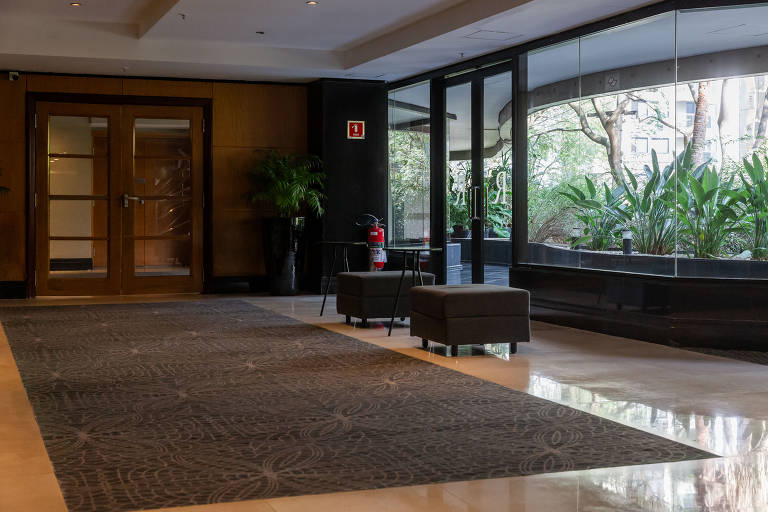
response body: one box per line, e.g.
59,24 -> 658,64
1,299 -> 712,512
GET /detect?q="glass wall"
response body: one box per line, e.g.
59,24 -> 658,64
482,71 -> 514,285
522,5 -> 768,278
387,82 -> 431,245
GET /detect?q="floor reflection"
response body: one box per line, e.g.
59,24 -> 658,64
571,453 -> 768,511
526,374 -> 768,458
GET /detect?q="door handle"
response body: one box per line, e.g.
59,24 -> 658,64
471,186 -> 481,221
121,194 -> 145,207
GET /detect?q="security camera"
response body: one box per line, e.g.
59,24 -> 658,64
8,71 -> 19,81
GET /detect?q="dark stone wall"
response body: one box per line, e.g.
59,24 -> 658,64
307,79 -> 388,291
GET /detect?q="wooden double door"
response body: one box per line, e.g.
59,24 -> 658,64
35,102 -> 204,295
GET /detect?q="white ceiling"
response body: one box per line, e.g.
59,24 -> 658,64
0,0 -> 668,83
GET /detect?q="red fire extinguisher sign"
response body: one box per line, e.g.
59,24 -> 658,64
347,120 -> 365,140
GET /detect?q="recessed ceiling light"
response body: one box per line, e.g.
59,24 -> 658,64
70,2 -> 81,6
306,1 -> 318,5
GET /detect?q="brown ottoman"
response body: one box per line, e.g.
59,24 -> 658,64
410,284 -> 530,356
337,271 -> 436,327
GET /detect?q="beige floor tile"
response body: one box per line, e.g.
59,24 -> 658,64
135,500 -> 276,512
267,484 -> 472,512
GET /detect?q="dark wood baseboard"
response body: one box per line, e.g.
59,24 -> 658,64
0,281 -> 28,299
205,276 -> 269,294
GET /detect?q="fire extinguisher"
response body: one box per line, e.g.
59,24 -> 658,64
357,214 -> 386,271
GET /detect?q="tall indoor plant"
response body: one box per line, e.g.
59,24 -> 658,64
247,150 -> 325,295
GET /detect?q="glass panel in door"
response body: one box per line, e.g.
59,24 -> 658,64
482,71 -> 513,286
121,107 -> 203,293
446,82 -> 473,284
36,104 -> 122,295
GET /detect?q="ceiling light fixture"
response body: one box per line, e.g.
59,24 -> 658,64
306,1 -> 318,5
70,2 -> 81,6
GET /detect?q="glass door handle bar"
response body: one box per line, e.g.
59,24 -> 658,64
121,194 -> 145,207
471,186 -> 481,220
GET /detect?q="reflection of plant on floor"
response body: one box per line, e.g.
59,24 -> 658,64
559,176 -> 624,250
611,150 -> 676,255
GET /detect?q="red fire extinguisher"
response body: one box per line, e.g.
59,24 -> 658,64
358,214 -> 386,271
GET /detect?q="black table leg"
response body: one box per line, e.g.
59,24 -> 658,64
388,252 -> 408,336
343,246 -> 350,272
415,251 -> 423,285
320,246 -> 338,316
411,252 -> 417,286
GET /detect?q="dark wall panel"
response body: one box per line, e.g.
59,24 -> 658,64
308,79 -> 388,290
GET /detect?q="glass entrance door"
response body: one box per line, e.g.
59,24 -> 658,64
445,68 -> 513,285
482,71 -> 513,286
35,102 -> 204,296
446,82 -> 473,283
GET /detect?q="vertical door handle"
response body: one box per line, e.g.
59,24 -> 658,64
471,186 -> 481,220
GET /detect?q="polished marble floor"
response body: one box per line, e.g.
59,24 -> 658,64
3,293 -> 768,511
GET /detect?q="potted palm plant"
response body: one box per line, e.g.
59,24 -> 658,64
246,150 -> 325,295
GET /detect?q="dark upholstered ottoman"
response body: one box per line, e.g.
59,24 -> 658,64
410,284 -> 530,356
336,271 -> 436,327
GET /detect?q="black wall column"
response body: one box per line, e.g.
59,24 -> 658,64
308,79 -> 388,291
471,78 -> 484,284
429,78 -> 447,284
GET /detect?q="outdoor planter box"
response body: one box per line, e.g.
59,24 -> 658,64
527,242 -> 768,279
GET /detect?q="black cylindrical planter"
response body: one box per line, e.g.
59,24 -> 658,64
263,217 -> 305,295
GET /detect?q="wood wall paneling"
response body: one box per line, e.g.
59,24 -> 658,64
0,74 -> 311,292
211,147 -> 274,276
0,211 -> 25,281
212,83 -> 307,149
0,138 -> 26,281
122,79 -> 213,98
210,83 -> 308,278
27,75 -> 123,95
212,210 -> 264,276
0,77 -> 27,142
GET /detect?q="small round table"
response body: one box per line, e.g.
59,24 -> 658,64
317,241 -> 368,316
383,246 -> 443,336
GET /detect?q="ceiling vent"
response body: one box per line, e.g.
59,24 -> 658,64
463,30 -> 523,41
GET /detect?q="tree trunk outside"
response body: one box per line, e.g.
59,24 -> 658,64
690,81 -> 710,166
717,79 -> 737,169
754,79 -> 768,150
606,120 -> 624,185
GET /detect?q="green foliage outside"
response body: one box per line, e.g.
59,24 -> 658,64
558,176 -> 624,250
389,130 -> 431,241
555,145 -> 768,259
615,153 -> 677,256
